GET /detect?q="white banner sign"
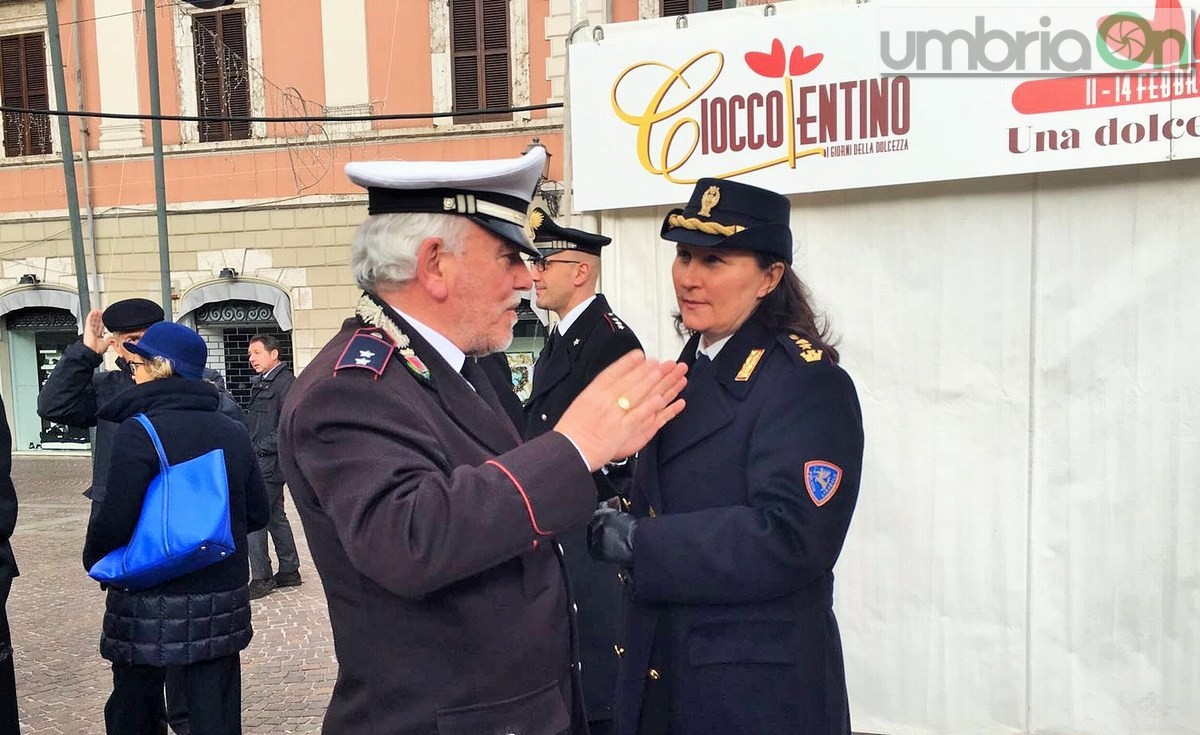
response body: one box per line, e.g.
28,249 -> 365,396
568,1 -> 1200,211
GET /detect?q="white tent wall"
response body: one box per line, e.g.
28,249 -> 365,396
586,159 -> 1200,734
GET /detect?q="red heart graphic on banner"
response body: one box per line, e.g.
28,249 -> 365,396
745,38 -> 786,78
789,45 -> 824,76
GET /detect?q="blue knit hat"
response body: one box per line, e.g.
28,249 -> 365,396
125,322 -> 207,379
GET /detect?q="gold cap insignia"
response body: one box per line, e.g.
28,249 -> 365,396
698,185 -> 721,217
735,348 -> 765,382
525,208 -> 545,241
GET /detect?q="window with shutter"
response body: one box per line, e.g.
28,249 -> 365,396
450,0 -> 511,124
192,8 -> 251,142
0,32 -> 52,158
660,0 -> 735,15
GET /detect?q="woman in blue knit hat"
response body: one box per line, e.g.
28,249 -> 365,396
83,321 -> 269,735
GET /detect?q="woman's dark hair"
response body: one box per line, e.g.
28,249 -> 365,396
753,253 -> 839,363
673,252 -> 840,363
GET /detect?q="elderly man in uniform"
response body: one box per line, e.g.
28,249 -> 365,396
524,208 -> 642,735
277,148 -> 687,735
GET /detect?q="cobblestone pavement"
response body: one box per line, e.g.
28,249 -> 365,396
7,455 -> 336,734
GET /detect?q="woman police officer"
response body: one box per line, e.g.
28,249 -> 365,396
589,178 -> 864,735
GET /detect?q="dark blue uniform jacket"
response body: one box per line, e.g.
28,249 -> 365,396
615,316 -> 864,735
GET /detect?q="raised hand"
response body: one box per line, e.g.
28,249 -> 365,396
82,309 -> 106,355
554,351 -> 687,472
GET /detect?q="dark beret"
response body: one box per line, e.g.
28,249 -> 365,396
102,298 -> 164,333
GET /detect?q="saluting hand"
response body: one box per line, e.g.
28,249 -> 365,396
554,350 -> 687,473
82,309 -> 106,355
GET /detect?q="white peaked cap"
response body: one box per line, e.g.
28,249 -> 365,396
345,147 -> 548,256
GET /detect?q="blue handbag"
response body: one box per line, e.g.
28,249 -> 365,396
88,413 -> 235,591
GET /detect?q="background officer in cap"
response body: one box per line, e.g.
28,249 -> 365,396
37,299 -> 242,735
589,178 -> 864,735
524,208 -> 642,735
278,149 -> 687,735
38,299 -> 164,508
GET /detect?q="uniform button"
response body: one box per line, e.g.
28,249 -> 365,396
648,506 -> 657,517
572,603 -> 578,615
621,497 -> 631,511
614,645 -> 624,657
540,413 -> 547,421
648,669 -> 661,681
556,542 -> 565,555
617,570 -> 629,585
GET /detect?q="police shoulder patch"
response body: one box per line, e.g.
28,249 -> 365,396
803,460 -> 843,507
334,329 -> 395,378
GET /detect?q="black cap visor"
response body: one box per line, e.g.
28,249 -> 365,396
469,215 -> 540,258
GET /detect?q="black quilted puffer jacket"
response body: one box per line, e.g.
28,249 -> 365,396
83,378 -> 270,666
100,586 -> 253,666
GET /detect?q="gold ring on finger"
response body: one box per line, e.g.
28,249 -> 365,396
617,396 -> 632,411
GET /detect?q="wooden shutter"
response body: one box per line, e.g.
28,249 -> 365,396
660,0 -> 690,16
193,9 -> 250,142
1,33 -> 52,157
661,0 -> 729,14
451,0 -> 511,123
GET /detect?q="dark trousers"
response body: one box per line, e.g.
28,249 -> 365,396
106,655 -> 242,735
247,479 -> 299,580
0,577 -> 19,734
166,668 -> 189,735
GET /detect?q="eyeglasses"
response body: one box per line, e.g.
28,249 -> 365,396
531,259 -> 584,273
126,360 -> 145,371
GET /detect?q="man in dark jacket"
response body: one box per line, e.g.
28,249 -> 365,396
524,208 -> 642,735
37,298 -> 242,735
0,397 -> 20,733
244,334 -> 300,599
277,150 -> 687,735
37,299 -> 163,506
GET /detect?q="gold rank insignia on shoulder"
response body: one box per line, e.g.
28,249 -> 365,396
790,335 -> 823,363
735,348 -> 765,381
698,185 -> 721,217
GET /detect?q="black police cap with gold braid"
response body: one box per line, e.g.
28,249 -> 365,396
660,178 -> 793,264
528,207 -> 612,257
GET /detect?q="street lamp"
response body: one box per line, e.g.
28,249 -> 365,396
523,138 -> 563,216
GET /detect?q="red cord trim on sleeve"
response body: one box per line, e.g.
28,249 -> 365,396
486,459 -> 553,537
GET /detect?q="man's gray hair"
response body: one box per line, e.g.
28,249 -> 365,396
351,213 -> 470,292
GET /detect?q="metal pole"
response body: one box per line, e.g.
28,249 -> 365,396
42,0 -> 91,315
70,0 -> 102,311
143,0 -> 173,319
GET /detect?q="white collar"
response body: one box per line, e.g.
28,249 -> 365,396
555,295 -> 597,336
697,333 -> 734,360
387,305 -> 466,374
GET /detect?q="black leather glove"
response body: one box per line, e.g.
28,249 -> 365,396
588,505 -> 637,567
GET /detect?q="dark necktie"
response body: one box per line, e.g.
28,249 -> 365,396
460,358 -> 505,419
533,329 -> 559,384
543,329 -> 560,359
683,353 -> 714,398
